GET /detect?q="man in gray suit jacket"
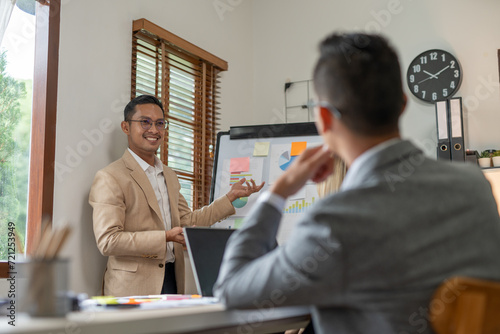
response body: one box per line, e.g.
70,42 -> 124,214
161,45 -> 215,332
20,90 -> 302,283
214,33 -> 500,334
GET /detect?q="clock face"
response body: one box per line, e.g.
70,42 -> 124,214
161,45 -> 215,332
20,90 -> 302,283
406,49 -> 462,103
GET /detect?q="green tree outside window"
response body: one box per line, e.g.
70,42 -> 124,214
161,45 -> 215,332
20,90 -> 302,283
0,50 -> 27,259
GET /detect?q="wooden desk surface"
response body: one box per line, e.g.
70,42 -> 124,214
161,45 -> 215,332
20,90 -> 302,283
0,303 -> 311,334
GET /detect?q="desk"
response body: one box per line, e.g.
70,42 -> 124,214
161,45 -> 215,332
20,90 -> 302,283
0,304 -> 310,334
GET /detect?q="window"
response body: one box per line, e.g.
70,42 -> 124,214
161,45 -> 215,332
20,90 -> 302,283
131,19 -> 227,209
0,0 -> 60,277
0,5 -> 34,261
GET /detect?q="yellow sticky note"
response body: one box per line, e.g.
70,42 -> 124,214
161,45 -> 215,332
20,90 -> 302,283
253,142 -> 270,156
291,142 -> 307,156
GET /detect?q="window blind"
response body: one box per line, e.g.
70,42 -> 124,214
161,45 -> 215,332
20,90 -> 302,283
131,19 -> 227,209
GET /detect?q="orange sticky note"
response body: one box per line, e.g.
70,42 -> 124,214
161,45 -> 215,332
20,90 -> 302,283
230,157 -> 250,172
291,142 -> 307,156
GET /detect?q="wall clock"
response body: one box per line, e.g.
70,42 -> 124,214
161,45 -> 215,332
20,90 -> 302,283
406,49 -> 462,103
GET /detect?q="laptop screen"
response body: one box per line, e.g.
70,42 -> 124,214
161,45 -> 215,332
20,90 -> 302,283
183,227 -> 235,297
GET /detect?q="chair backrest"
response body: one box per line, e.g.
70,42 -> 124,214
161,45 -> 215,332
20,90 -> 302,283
430,276 -> 500,334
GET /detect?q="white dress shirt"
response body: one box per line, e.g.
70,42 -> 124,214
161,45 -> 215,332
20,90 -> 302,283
128,148 -> 175,263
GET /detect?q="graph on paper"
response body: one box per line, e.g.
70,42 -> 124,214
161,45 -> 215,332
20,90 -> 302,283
284,197 -> 316,214
209,125 -> 323,244
276,184 -> 319,243
218,158 -> 263,216
278,151 -> 296,171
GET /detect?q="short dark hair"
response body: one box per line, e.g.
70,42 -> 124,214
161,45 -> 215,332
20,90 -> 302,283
123,95 -> 165,121
313,33 -> 404,136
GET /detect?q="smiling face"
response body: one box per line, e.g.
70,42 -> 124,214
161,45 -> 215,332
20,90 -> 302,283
121,103 -> 165,165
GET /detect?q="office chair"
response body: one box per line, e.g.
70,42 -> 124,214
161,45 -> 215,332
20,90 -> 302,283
430,276 -> 500,334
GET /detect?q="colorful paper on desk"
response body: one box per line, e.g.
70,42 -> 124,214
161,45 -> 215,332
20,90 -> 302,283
139,297 -> 219,310
291,142 -> 307,156
253,142 -> 270,156
91,296 -> 120,305
82,294 -> 206,309
229,157 -> 250,172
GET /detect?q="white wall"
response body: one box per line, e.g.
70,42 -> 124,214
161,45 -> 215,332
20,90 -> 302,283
52,0 -> 254,295
251,0 -> 500,156
4,0 -> 498,297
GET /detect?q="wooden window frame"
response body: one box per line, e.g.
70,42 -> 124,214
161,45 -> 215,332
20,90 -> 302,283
0,0 -> 60,278
132,19 -> 227,71
131,18 -> 227,210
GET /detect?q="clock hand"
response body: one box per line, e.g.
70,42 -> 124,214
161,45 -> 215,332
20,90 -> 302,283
418,76 -> 434,84
423,70 -> 438,79
434,65 -> 450,77
418,70 -> 438,84
417,70 -> 439,84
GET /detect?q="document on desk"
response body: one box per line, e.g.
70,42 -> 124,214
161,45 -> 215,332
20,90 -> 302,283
139,297 -> 219,310
81,295 -> 219,311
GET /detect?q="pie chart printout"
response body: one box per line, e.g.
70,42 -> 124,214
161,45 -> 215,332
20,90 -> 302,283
279,151 -> 296,171
232,196 -> 248,209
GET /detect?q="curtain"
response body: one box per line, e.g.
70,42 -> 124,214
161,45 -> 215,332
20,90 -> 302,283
0,0 -> 16,47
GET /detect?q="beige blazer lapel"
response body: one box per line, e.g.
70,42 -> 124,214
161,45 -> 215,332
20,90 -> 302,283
122,150 -> 164,229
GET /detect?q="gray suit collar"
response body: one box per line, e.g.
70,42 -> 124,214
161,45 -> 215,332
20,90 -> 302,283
341,140 -> 423,191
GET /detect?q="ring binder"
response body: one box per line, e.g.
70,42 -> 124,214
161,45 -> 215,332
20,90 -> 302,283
449,97 -> 465,161
435,100 -> 451,160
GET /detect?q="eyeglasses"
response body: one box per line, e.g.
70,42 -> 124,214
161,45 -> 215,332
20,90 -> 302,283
308,100 -> 342,119
128,118 -> 167,131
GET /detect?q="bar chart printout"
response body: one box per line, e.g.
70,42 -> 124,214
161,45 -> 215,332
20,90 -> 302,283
284,197 -> 316,214
277,184 -> 318,244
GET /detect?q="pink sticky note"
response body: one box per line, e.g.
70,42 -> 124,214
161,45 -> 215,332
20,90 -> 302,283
230,157 -> 250,173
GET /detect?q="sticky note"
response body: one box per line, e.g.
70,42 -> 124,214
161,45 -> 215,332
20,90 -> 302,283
230,157 -> 250,173
253,142 -> 270,156
291,142 -> 307,156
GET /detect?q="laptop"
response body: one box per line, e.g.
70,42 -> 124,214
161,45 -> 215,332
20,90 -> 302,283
183,227 -> 235,297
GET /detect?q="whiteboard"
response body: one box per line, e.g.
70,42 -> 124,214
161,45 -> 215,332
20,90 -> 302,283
210,123 -> 323,244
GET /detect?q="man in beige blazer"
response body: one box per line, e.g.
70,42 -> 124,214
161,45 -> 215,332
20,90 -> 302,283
89,95 -> 263,297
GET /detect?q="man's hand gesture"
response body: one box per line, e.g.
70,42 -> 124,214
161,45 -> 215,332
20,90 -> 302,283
226,178 -> 265,202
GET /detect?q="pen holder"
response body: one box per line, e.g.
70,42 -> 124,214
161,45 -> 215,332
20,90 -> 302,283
17,258 -> 71,317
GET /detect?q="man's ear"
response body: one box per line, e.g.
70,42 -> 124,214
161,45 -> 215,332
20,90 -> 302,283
317,106 -> 335,134
121,121 -> 130,135
400,94 -> 407,116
